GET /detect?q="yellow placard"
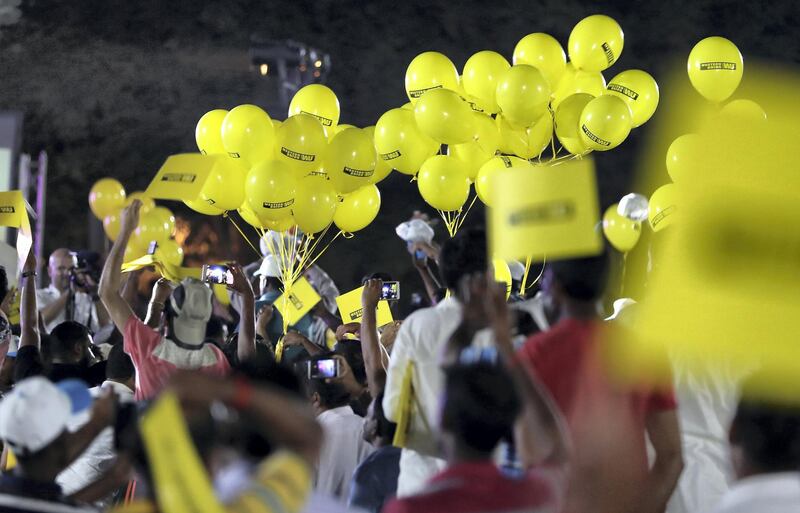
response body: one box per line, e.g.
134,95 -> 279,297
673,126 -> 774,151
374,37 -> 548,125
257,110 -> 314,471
144,153 -> 222,202
273,277 -> 321,326
489,158 -> 602,262
0,191 -> 33,268
122,254 -> 200,283
336,286 -> 394,326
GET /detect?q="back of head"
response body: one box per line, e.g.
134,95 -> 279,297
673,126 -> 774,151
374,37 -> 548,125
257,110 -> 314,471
50,321 -> 90,363
439,227 -> 487,291
306,353 -> 350,410
334,339 -> 367,385
441,360 -> 521,455
106,344 -> 135,383
362,272 -> 393,284
168,278 -> 213,345
549,251 -> 610,302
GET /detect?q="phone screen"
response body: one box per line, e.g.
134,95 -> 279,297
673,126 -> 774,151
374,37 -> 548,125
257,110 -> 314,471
202,264 -> 232,285
147,241 -> 158,255
308,358 -> 339,379
380,281 -> 400,301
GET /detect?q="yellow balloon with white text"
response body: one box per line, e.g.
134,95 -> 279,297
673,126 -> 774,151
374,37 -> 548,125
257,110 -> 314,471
363,126 -> 393,184
513,33 -> 567,89
555,93 -> 594,155
649,184 -> 677,232
579,95 -> 632,151
687,36 -> 743,103
475,155 -> 531,207
414,88 -> 474,145
245,160 -> 298,222
568,15 -> 624,72
221,104 -> 275,166
405,52 -> 460,103
333,184 -> 381,233
288,84 -> 341,136
374,108 -> 439,176
324,128 -> 377,194
417,155 -> 471,211
495,65 -> 551,127
276,114 -> 328,177
462,50 -> 510,114
605,69 -> 660,127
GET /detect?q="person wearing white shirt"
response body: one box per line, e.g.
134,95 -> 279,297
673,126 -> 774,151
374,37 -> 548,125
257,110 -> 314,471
383,228 -> 489,497
36,249 -> 110,334
709,371 -> 800,513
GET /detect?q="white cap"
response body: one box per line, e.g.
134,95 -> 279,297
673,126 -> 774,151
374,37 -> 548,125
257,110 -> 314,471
507,261 -> 526,282
254,254 -> 282,279
395,219 -> 434,244
0,377 -> 91,455
605,298 -> 638,322
170,278 -> 214,346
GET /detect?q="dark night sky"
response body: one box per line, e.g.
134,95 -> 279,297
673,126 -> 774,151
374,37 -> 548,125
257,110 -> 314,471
1,0 -> 799,296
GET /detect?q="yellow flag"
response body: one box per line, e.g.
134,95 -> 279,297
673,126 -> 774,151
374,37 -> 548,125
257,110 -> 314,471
144,153 -> 221,202
336,286 -> 394,326
273,277 -> 321,326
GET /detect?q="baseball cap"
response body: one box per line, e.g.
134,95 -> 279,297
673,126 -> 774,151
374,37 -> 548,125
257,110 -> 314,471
507,261 -> 526,282
170,278 -> 214,345
0,377 -> 92,456
253,254 -> 282,279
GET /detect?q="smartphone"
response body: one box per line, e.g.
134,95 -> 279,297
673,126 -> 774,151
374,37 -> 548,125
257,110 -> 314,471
307,358 -> 340,379
147,241 -> 158,255
381,281 -> 400,301
414,250 -> 427,261
201,264 -> 233,285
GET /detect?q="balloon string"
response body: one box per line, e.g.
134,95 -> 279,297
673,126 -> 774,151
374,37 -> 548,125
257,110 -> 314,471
620,252 -> 628,297
454,193 -> 479,234
302,230 -> 343,271
226,213 -> 262,259
520,256 -> 532,296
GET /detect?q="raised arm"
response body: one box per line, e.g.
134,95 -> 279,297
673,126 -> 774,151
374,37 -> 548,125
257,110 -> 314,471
144,277 -> 172,329
360,279 -> 386,397
99,201 -> 141,332
640,409 -> 683,513
228,263 -> 256,363
19,248 -> 39,350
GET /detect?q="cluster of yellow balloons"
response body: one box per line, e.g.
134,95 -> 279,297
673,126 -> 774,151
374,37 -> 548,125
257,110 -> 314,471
193,84 -> 385,235
602,184 -> 677,253
88,179 -> 184,264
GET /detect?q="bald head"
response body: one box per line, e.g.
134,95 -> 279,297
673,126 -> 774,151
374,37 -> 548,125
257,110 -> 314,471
48,248 -> 76,292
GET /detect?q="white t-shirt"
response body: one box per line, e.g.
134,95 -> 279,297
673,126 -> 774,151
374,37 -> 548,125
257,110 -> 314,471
36,285 -> 104,334
709,473 -> 800,513
315,405 -> 375,502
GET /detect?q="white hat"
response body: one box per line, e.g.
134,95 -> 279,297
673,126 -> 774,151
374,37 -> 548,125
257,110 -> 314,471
507,261 -> 526,282
170,278 -> 214,346
253,254 -> 282,279
0,377 -> 92,455
395,219 -> 434,244
605,298 -> 638,322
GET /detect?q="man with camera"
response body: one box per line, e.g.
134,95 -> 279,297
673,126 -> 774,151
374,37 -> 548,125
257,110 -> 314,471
36,249 -> 110,334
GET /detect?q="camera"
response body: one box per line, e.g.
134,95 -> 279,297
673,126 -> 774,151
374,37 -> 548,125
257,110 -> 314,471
70,252 -> 101,291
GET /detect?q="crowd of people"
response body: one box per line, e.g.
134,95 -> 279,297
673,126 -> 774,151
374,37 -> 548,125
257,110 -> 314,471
0,198 -> 796,513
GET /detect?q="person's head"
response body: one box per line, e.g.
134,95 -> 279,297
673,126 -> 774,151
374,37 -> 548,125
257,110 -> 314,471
254,255 -> 282,295
334,339 -> 367,385
543,251 -> 609,309
439,227 -> 487,296
730,374 -> 800,479
165,278 -> 213,346
361,272 -> 393,285
48,248 -> 77,292
106,343 -> 135,390
305,353 -> 351,415
205,317 -> 228,347
440,355 -> 521,461
49,321 -> 92,365
362,391 -> 396,447
0,377 -> 93,481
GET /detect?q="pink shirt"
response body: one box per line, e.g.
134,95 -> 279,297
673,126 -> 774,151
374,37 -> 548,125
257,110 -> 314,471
124,316 -> 230,400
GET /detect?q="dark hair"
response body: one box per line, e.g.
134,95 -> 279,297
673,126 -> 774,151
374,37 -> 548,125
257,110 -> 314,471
106,344 -> 135,382
549,251 -> 609,301
362,272 -> 393,284
0,267 -> 7,305
439,227 -> 487,291
441,361 -> 521,455
373,391 -> 397,443
306,353 -> 350,409
49,321 -> 90,361
731,374 -> 800,473
205,317 -> 225,341
263,277 -> 282,292
334,339 -> 367,385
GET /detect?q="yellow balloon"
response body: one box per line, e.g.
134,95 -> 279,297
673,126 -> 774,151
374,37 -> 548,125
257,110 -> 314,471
89,178 -> 126,219
363,126 -> 393,184
324,128 -> 377,194
288,84 -> 341,136
720,99 -> 766,122
125,192 -> 155,216
665,134 -> 701,183
293,175 -> 337,234
200,159 -> 247,212
417,155 -> 471,211
276,114 -> 328,177
513,33 -> 567,89
333,184 -> 381,233
405,51 -> 460,103
150,207 -> 176,238
497,111 -> 553,159
579,95 -> 632,151
448,113 -> 500,180
687,36 -> 743,103
102,214 -> 121,241
195,109 -> 228,155
491,259 -> 513,299
603,204 -> 641,252
329,123 -> 356,142
605,69 -> 660,127
475,155 -> 530,207
124,244 -> 145,264
185,197 -> 223,216
648,184 -> 677,232
462,51 -> 510,114
265,216 -> 295,232
374,108 -> 439,176
131,210 -> 172,253
554,93 -> 594,155
568,15 -> 624,72
213,284 -> 231,306
221,104 -> 276,166
238,201 -> 265,229
495,65 -> 551,127
155,238 -> 184,267
414,88 -> 474,145
552,64 -> 606,109
245,160 -> 298,222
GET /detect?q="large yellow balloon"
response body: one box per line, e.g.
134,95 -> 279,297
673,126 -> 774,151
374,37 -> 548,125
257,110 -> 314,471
495,65 -> 551,127
195,109 -> 228,155
276,114 -> 328,177
665,134 -> 701,183
374,108 -> 439,176
155,238 -> 184,267
333,184 -> 381,233
603,204 -> 641,252
246,160 -> 298,222
265,217 -> 295,232
149,207 -> 176,238
102,214 -> 121,241
605,70 -> 660,127
579,95 -> 632,151
324,128 -> 377,193
124,192 -> 155,216
462,51 -> 510,114
414,88 -> 474,145
288,84 -> 341,136
185,197 -> 223,216
554,93 -> 594,155
131,209 -> 173,253
448,113 -> 500,180
648,184 -> 677,232
328,123 -> 356,142
568,15 -> 624,72
497,112 -> 553,159
417,155 -> 471,211
551,63 -> 606,109
293,174 -> 337,234
221,104 -> 275,166
199,159 -> 247,212
687,36 -> 743,103
475,155 -> 530,207
405,51 -> 460,103
512,33 -> 567,89
237,201 -> 263,229
363,126 -> 393,184
89,178 -> 126,220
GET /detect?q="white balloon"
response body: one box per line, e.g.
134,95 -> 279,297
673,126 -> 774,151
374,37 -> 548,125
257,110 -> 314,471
618,193 -> 649,222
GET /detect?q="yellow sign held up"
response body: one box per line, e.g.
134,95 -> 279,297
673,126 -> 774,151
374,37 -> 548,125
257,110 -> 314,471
489,158 -> 602,262
336,286 -> 394,327
121,254 -> 200,283
273,277 -> 321,326
0,190 -> 33,267
144,153 -> 222,202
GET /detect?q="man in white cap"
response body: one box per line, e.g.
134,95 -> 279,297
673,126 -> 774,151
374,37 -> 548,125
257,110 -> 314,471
0,376 -> 115,512
99,200 -> 256,400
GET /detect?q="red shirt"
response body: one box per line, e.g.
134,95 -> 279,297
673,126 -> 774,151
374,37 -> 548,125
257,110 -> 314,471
382,460 -> 559,513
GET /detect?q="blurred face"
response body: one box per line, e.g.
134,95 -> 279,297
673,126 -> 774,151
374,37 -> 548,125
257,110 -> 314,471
48,251 -> 76,291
